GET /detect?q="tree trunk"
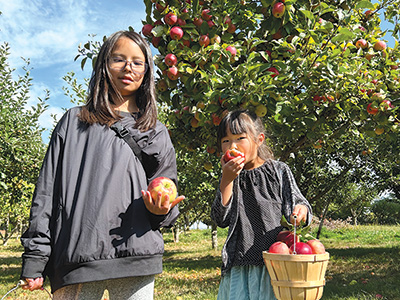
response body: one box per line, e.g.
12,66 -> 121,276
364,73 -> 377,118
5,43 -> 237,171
173,226 -> 180,243
211,222 -> 218,249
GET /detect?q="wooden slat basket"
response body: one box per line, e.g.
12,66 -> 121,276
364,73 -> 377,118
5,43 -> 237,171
263,251 -> 329,300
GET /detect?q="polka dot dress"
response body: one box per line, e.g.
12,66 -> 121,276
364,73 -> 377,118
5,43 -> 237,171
211,159 -> 312,276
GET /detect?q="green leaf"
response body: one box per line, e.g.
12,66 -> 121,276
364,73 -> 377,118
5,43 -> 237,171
331,28 -> 356,43
355,0 -> 375,10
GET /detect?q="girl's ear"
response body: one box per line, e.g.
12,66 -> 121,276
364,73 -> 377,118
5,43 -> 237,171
257,133 -> 265,146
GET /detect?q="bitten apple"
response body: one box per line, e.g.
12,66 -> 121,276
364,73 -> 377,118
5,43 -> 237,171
223,149 -> 245,163
268,241 -> 290,254
147,177 -> 177,204
307,239 -> 326,254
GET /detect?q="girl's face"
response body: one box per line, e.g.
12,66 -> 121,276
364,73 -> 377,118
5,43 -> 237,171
221,127 -> 265,169
109,37 -> 146,100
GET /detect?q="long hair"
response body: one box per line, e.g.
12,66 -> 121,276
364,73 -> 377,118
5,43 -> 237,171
78,30 -> 157,131
217,110 -> 274,161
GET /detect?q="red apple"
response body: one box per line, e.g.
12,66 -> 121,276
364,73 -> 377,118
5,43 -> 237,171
164,13 -> 178,26
199,35 -> 210,47
268,241 -> 290,254
165,53 -> 178,66
367,103 -> 379,115
147,177 -> 177,204
227,23 -> 236,34
167,66 -> 180,80
170,26 -> 184,40
207,20 -> 215,28
223,149 -> 245,163
272,2 -> 285,18
201,9 -> 212,21
267,67 -> 279,78
142,24 -> 154,37
355,39 -> 368,49
223,15 -> 232,25
307,239 -> 326,254
226,45 -> 237,57
155,3 -> 166,12
277,230 -> 300,248
290,242 -> 313,254
152,36 -> 162,47
381,99 -> 393,110
374,41 -> 386,51
193,17 -> 203,27
177,18 -> 186,26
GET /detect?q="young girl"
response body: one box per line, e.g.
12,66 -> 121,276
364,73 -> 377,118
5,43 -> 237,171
20,30 -> 184,299
211,110 -> 312,300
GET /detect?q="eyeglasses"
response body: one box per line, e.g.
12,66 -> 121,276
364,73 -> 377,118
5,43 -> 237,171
109,57 -> 148,74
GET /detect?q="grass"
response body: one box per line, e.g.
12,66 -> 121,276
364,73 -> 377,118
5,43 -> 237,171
1,225 -> 400,299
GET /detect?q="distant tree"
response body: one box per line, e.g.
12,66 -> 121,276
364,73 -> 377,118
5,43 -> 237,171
0,43 -> 48,245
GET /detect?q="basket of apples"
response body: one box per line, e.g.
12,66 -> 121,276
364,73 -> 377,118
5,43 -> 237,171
263,216 -> 329,300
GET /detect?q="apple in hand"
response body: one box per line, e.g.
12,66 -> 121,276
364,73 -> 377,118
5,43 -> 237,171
307,239 -> 326,254
268,241 -> 290,254
223,149 -> 245,163
147,177 -> 177,204
290,242 -> 313,254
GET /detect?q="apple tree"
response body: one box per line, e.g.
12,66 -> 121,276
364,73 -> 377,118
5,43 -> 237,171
140,0 -> 399,228
0,43 -> 48,245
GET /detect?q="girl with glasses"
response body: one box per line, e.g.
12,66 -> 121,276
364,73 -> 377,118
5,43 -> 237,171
20,30 -> 184,300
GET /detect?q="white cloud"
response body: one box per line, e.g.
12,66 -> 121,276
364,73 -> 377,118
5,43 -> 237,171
1,0 -> 147,139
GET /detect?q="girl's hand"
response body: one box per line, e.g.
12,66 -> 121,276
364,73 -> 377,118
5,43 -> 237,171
21,277 -> 43,291
142,190 -> 185,215
290,204 -> 308,226
220,154 -> 245,183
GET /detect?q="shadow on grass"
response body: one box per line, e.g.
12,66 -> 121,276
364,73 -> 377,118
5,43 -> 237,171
163,253 -> 221,271
323,246 -> 400,300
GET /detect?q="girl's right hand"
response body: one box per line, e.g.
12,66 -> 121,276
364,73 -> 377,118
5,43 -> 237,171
21,277 -> 44,291
220,155 -> 245,182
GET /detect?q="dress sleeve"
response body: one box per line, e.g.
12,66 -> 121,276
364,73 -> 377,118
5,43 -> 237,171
211,186 -> 233,228
280,162 -> 313,225
20,119 -> 66,279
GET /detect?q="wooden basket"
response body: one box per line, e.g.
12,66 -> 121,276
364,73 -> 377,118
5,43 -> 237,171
263,251 -> 329,300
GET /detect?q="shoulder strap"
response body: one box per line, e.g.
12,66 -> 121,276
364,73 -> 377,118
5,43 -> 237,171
110,121 -> 143,164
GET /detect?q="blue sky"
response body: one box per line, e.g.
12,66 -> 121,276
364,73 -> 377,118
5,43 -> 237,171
0,0 -> 147,139
0,0 -> 396,142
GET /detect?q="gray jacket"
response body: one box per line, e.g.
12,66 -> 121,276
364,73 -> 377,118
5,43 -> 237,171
21,107 -> 179,292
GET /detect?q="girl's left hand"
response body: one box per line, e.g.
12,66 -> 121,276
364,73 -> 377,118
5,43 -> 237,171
141,190 -> 185,215
290,204 -> 308,226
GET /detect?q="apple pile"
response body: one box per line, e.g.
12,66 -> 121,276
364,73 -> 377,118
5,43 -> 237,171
147,177 -> 177,205
268,216 -> 326,255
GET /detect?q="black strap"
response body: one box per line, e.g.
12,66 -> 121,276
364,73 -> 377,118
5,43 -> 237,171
110,121 -> 143,164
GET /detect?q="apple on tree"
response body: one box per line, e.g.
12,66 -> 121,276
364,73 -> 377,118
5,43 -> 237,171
147,177 -> 177,205
165,53 -> 178,66
170,26 -> 184,40
272,2 -> 285,18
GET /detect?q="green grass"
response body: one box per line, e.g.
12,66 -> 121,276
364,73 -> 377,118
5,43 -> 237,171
1,226 -> 400,299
